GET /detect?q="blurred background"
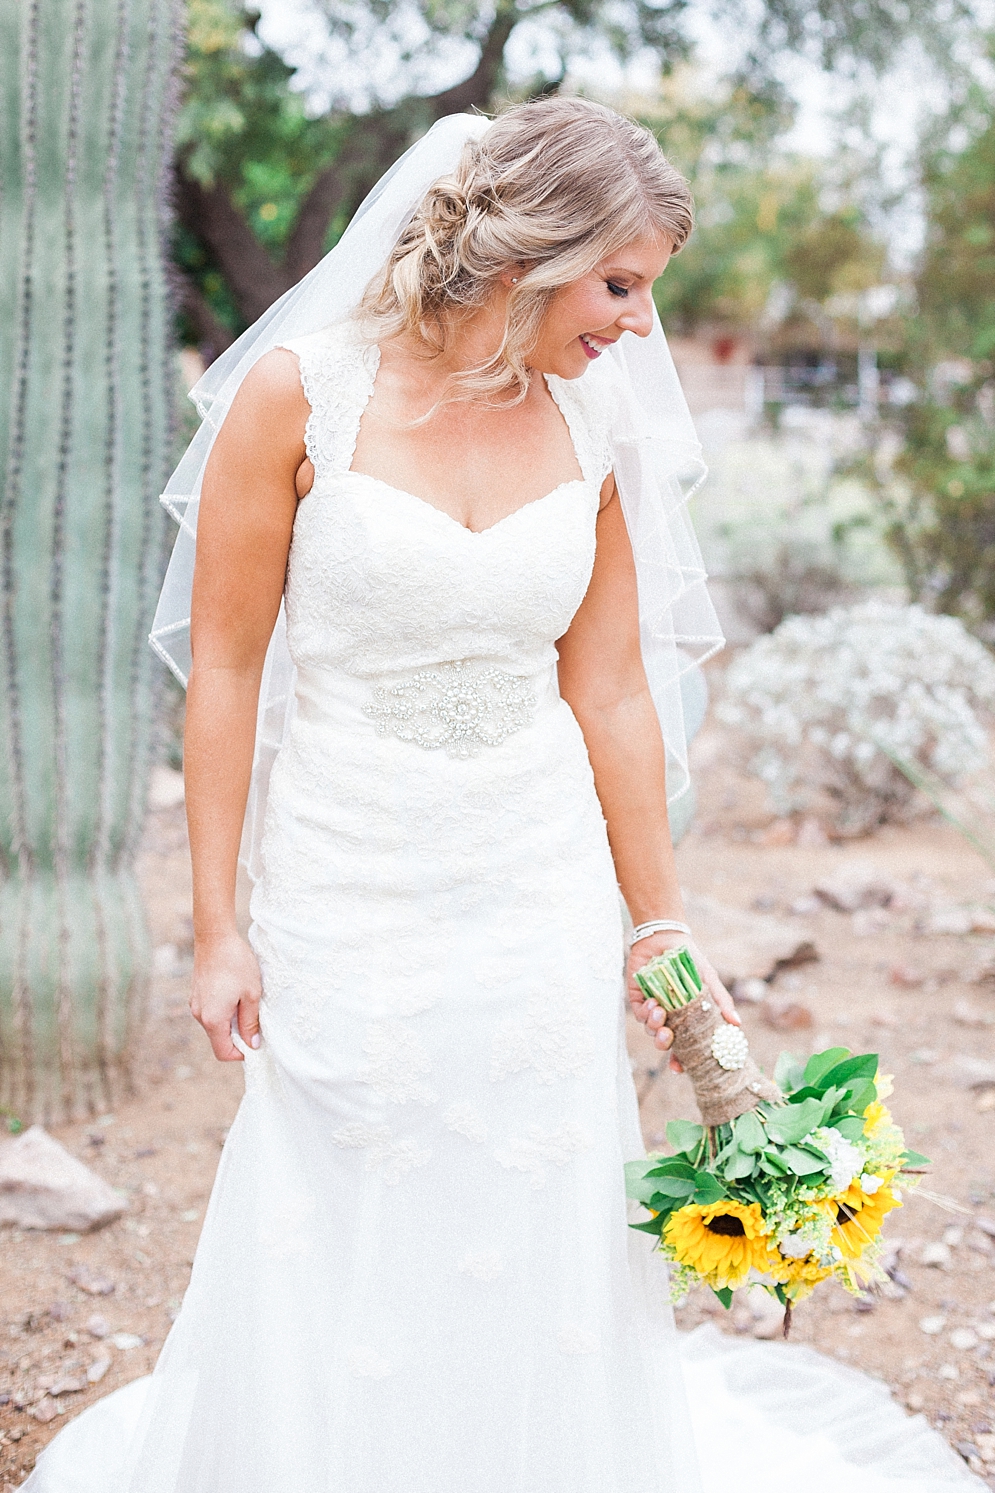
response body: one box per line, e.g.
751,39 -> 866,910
2,0 -> 995,1485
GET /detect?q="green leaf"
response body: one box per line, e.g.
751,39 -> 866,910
666,1120 -> 705,1157
781,1144 -> 831,1176
775,1050 -> 806,1092
693,1173 -> 727,1205
626,1174 -> 667,1204
844,1080 -> 877,1115
819,1054 -> 878,1092
733,1109 -> 767,1153
759,1150 -> 791,1176
901,1149 -> 931,1168
803,1048 -> 852,1087
724,1148 -> 759,1180
712,1287 -> 734,1310
649,1177 -> 697,1199
629,1215 -> 666,1235
644,1159 -> 698,1180
764,1097 -> 826,1145
830,1115 -> 866,1140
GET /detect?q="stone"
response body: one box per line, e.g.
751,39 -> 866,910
111,1332 -> 143,1351
29,1397 -> 58,1423
890,965 -> 925,989
681,893 -> 819,985
763,999 -> 814,1032
86,1356 -> 111,1384
921,1242 -> 953,1268
928,908 -> 975,936
68,1265 -> 116,1296
48,1375 -> 85,1396
814,865 -> 898,913
743,1284 -> 785,1340
944,1226 -> 965,1247
952,1329 -> 980,1351
789,895 -> 822,916
85,1313 -> 110,1338
759,818 -> 795,846
939,1363 -> 960,1380
729,977 -> 768,1005
796,817 -> 829,848
0,1126 -> 125,1232
920,1315 -> 947,1334
955,1001 -> 995,1028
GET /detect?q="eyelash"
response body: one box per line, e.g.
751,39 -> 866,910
607,281 -> 629,298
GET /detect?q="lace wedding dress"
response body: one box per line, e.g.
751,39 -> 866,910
25,323 -> 977,1493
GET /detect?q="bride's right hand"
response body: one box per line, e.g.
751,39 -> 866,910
190,932 -> 263,1062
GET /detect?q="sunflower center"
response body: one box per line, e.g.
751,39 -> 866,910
705,1214 -> 746,1237
835,1204 -> 857,1226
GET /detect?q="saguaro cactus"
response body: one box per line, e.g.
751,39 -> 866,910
0,0 -> 183,1122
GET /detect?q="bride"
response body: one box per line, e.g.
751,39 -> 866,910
25,98 -> 976,1493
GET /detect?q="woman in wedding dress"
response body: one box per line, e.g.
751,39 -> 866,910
25,98 -> 978,1493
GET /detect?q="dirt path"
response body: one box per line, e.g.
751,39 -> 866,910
3,725 -> 995,1487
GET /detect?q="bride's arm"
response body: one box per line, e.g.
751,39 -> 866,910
556,477 -> 740,1066
184,351 -> 309,1061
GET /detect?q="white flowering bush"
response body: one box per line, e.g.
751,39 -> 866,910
719,600 -> 995,834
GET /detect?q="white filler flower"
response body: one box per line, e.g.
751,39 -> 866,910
811,1127 -> 865,1193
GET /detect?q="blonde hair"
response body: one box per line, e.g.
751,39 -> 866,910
359,96 -> 693,404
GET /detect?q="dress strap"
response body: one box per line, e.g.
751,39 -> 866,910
545,362 -> 615,489
279,322 -> 381,484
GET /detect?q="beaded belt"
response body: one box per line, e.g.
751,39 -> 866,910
363,659 -> 538,758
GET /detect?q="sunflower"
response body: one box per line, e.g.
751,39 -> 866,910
765,1251 -> 834,1303
664,1199 -> 770,1289
830,1174 -> 900,1260
862,1099 -> 893,1139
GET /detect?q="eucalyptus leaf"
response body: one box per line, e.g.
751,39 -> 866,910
781,1144 -> 831,1176
830,1116 -> 866,1141
759,1151 -> 790,1176
724,1148 -> 759,1180
626,1174 -> 668,1204
693,1173 -> 727,1205
803,1048 -> 851,1087
734,1109 -> 767,1153
629,1215 -> 667,1235
666,1120 -> 705,1156
764,1097 -> 826,1145
819,1054 -> 878,1091
902,1149 -> 931,1168
775,1051 -> 806,1092
650,1177 -> 697,1199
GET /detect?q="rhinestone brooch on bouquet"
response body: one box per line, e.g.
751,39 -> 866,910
364,660 -> 536,758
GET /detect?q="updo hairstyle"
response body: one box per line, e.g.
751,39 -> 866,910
359,96 -> 693,403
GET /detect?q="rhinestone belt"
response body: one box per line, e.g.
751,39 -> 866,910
363,660 -> 537,758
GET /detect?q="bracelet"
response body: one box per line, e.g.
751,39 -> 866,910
628,919 -> 691,949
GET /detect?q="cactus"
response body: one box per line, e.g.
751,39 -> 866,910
0,0 -> 184,1122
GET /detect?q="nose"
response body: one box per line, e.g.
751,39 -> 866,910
616,288 -> 655,339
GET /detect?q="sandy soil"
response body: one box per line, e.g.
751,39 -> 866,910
3,717 -> 995,1488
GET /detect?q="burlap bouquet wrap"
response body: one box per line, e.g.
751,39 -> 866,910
664,997 -> 782,1127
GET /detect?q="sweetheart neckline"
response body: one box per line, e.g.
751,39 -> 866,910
331,470 -> 592,536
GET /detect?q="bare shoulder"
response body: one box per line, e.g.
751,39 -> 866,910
216,349 -> 309,457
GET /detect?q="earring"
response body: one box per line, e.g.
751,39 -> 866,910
511,277 -> 518,284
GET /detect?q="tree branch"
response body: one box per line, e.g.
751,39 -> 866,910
175,274 -> 237,364
174,166 -> 292,324
427,6 -> 519,117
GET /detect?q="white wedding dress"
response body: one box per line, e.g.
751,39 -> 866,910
25,323 -> 978,1493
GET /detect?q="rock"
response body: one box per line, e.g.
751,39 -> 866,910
970,908 -> 995,934
743,1284 -> 785,1340
789,895 -> 822,916
954,1001 -> 995,1028
0,1126 -> 125,1232
921,1241 -> 953,1268
939,1363 -> 960,1380
85,1313 -> 110,1338
944,1226 -> 965,1247
814,865 -> 898,913
852,908 -> 892,937
763,999 -> 814,1032
111,1332 -> 143,1351
759,818 -> 795,846
890,964 -> 925,989
86,1356 -> 111,1383
29,1397 -> 58,1423
952,1329 -> 980,1351
796,817 -> 829,848
681,893 -> 818,985
148,765 -> 184,809
48,1375 -> 85,1397
729,977 -> 768,1005
919,1314 -> 947,1334
929,908 -> 976,936
975,1218 -> 995,1239
68,1264 -> 116,1296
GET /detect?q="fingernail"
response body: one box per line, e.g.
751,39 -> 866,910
251,1034 -> 260,1049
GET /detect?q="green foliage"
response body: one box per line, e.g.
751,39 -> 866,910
865,49 -> 995,635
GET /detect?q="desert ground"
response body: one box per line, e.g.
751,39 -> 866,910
3,702 -> 995,1488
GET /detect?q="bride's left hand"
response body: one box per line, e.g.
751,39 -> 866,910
626,932 -> 740,1074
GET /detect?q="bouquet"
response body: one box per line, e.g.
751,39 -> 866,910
626,947 -> 926,1327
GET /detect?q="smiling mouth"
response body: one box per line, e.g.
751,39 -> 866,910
580,333 -> 614,358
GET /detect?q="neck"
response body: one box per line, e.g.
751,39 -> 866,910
402,290 -> 512,381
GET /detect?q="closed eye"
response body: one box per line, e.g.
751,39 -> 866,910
607,281 -> 629,298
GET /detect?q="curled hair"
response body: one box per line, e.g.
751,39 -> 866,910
359,97 -> 693,404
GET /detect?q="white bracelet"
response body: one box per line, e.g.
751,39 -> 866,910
628,919 -> 691,949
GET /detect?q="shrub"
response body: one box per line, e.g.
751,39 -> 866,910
719,600 -> 995,835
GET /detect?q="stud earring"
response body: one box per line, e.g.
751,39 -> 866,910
511,277 -> 518,283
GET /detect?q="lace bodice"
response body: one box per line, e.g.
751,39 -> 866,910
279,320 -> 614,685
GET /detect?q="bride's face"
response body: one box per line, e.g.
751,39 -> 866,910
526,232 -> 674,380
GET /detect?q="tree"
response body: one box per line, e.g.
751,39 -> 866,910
0,0 -> 183,1121
174,0 -> 958,346
871,51 -> 995,636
